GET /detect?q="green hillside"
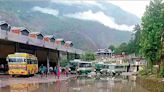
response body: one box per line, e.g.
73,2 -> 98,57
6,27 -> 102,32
0,1 -> 138,51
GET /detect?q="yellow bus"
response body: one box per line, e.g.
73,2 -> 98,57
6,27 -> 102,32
6,53 -> 38,76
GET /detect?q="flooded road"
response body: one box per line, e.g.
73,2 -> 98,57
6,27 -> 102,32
0,76 -> 149,92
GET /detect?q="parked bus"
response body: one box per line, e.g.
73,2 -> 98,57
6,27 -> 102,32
69,59 -> 94,75
6,53 -> 38,76
100,63 -> 128,75
95,62 -> 104,73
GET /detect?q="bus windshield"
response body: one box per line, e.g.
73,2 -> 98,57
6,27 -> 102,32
79,63 -> 92,67
8,58 -> 25,63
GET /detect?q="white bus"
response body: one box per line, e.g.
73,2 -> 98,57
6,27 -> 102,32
100,63 -> 128,75
69,59 -> 94,75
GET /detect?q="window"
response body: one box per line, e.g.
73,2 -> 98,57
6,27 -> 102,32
27,59 -> 31,64
27,59 -> 37,64
79,63 -> 91,67
8,58 -> 24,62
0,24 -> 9,31
9,58 -> 16,62
50,39 -> 55,43
115,66 -> 124,69
37,35 -> 43,40
21,30 -> 29,36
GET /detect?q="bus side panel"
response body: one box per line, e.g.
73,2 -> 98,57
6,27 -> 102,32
27,64 -> 38,74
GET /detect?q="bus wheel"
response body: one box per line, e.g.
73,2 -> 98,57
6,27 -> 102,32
77,71 -> 81,75
112,72 -> 116,76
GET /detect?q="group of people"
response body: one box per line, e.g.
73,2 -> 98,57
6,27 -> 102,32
39,64 -> 69,78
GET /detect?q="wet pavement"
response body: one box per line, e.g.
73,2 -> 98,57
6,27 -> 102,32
0,76 -> 150,92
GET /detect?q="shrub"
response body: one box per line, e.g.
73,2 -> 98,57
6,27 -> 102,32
159,66 -> 164,77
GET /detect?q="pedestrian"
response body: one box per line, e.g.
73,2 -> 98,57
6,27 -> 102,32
39,64 -> 44,77
43,65 -> 47,77
0,64 -> 4,72
49,66 -> 53,75
127,64 -> 130,72
54,66 -> 57,77
65,67 -> 69,77
137,65 -> 139,71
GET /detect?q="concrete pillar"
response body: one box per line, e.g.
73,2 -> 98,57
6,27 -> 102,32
15,42 -> 19,52
75,53 -> 79,59
57,50 -> 60,66
67,52 -> 69,62
47,50 -> 50,73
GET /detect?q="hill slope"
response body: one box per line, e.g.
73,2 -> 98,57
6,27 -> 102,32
0,1 -> 138,51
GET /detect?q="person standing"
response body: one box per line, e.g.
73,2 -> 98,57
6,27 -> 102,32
127,64 -> 130,72
54,66 -> 57,77
0,64 -> 4,72
43,66 -> 47,77
65,67 -> 69,77
49,66 -> 53,75
39,64 -> 44,77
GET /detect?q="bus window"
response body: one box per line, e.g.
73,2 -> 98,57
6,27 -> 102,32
17,58 -> 24,62
34,60 -> 38,64
27,59 -> 31,64
115,66 -> 124,69
79,63 -> 91,67
31,60 -> 36,64
9,58 -> 16,62
8,58 -> 24,62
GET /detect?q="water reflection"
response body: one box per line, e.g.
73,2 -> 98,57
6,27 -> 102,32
9,83 -> 39,92
1,76 -> 149,92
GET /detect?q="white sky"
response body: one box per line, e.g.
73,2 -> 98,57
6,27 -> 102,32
51,0 -> 150,18
108,1 -> 150,18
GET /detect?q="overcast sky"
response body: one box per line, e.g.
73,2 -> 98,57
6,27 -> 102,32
34,0 -> 151,31
108,1 -> 150,18
51,0 -> 150,18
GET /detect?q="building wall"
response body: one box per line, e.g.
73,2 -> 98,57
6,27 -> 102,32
43,37 -> 50,42
10,28 -> 21,34
29,34 -> 37,39
0,44 -> 15,58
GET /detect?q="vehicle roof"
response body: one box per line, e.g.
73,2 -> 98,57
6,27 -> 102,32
107,63 -> 129,66
7,53 -> 37,59
70,60 -> 92,63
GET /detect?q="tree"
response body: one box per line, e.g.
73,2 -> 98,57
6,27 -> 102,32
114,42 -> 128,54
108,45 -> 115,52
133,24 -> 141,55
81,51 -> 96,61
60,56 -> 68,67
140,0 -> 164,71
113,24 -> 141,55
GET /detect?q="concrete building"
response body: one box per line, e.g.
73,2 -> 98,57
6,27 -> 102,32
96,49 -> 113,62
0,20 -> 84,73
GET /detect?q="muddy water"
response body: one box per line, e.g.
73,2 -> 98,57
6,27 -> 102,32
0,76 -> 149,92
